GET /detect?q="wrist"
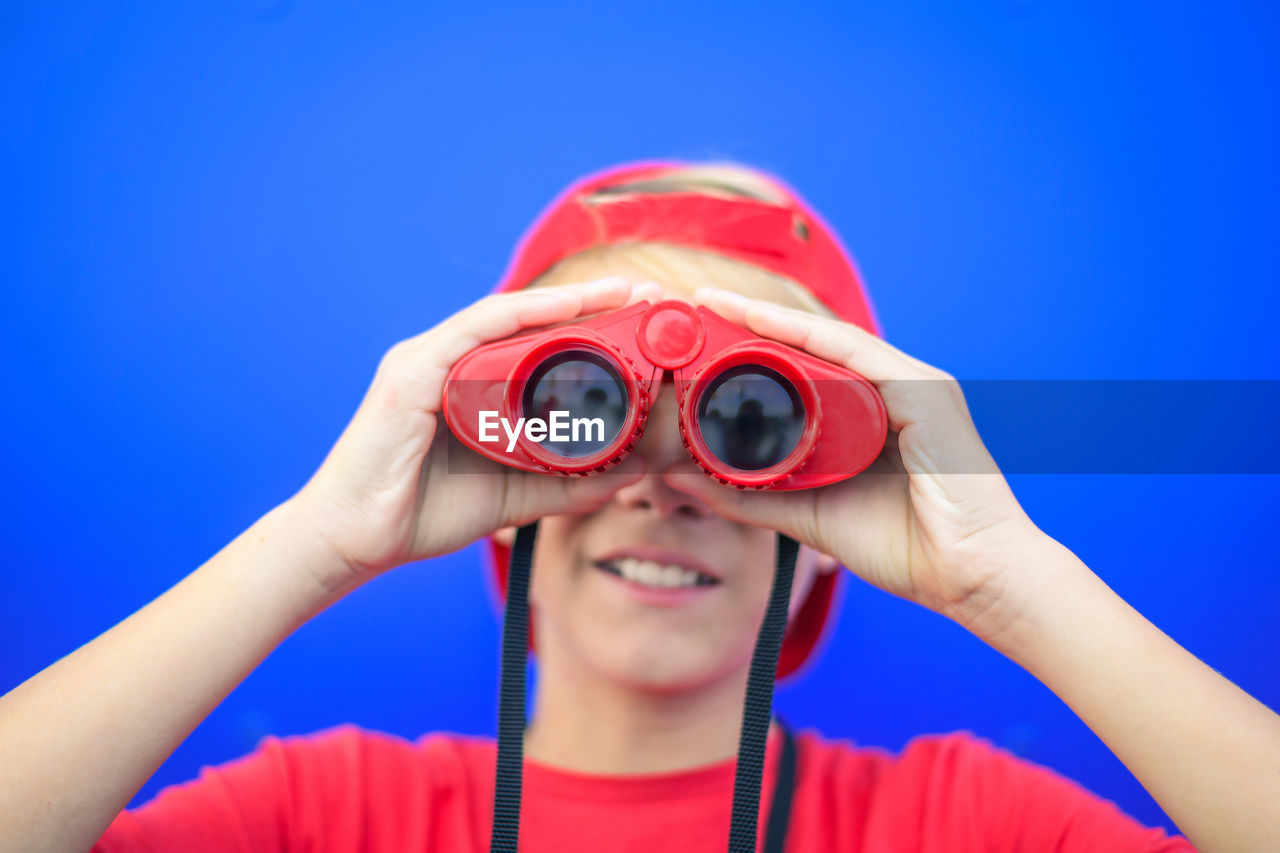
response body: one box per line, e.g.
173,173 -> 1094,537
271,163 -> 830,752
941,521 -> 1089,655
251,496 -> 368,610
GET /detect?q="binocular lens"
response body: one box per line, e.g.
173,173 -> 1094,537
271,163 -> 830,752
697,366 -> 805,471
522,351 -> 629,458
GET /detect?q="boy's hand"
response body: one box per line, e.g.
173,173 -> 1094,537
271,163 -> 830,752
663,287 -> 1045,641
291,278 -> 654,589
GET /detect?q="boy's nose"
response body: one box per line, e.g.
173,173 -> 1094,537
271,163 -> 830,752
610,382 -> 710,520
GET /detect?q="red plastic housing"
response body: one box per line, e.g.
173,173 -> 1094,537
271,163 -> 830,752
443,300 -> 888,490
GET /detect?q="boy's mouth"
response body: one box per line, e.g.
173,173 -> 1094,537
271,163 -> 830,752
593,557 -> 721,588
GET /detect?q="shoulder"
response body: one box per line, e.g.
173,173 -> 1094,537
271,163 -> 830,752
788,729 -> 1194,852
255,724 -> 498,809
96,726 -> 497,853
252,723 -> 493,770
793,726 -> 1110,803
788,726 -> 1004,787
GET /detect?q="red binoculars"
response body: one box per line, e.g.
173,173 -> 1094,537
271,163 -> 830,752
443,300 -> 889,490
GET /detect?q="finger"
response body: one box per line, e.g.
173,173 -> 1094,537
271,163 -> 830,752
372,278 -> 635,413
431,276 -> 634,366
628,280 -> 667,305
658,461 -> 821,546
692,286 -> 979,438
692,286 -> 935,383
500,454 -> 648,527
558,275 -> 646,317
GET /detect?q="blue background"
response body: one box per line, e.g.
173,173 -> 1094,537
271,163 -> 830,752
3,0 -> 1277,838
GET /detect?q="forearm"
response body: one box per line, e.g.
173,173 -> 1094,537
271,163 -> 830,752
0,498 -> 356,853
981,531 -> 1280,853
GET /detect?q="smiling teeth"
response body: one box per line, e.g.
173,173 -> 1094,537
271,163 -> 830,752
611,557 -> 710,588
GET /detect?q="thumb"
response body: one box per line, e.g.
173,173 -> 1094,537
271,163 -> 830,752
502,454 -> 648,527
660,461 -> 813,539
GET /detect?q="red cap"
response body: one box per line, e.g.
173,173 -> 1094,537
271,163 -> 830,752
484,160 -> 883,679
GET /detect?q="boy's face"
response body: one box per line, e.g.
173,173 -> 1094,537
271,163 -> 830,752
511,247 -> 839,691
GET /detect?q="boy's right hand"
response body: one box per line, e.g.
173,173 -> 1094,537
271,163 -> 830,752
290,277 -> 652,590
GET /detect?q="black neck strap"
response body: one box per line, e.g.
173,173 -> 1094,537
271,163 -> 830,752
730,532 -> 798,852
489,522 -> 537,853
490,523 -> 800,853
763,717 -> 799,853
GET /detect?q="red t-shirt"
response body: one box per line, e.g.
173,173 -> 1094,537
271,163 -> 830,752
94,725 -> 1195,852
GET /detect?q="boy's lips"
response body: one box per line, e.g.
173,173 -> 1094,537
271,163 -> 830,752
590,546 -> 724,604
593,546 -> 723,582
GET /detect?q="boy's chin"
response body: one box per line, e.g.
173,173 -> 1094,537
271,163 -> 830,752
590,640 -> 751,694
